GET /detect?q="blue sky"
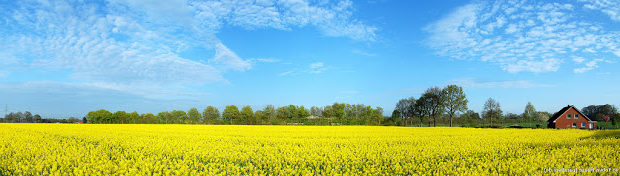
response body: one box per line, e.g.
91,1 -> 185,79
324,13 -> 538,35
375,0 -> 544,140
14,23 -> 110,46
1,0 -> 619,118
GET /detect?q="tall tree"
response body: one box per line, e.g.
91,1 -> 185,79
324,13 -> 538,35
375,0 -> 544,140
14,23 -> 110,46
297,106 -> 309,123
203,106 -> 220,124
523,102 -> 537,126
483,98 -> 502,127
113,111 -> 128,124
187,108 -> 201,124
262,105 -> 276,124
396,97 -> 415,126
254,110 -> 264,124
460,110 -> 479,125
442,85 -> 468,127
372,107 -> 384,125
86,109 -> 112,124
310,106 -> 322,118
424,87 -> 445,127
24,111 -> 33,123
240,105 -> 254,125
4,112 -> 15,122
128,111 -> 140,124
34,114 -> 42,123
222,105 -> 240,124
142,113 -> 157,124
170,110 -> 187,124
582,104 -> 618,121
333,103 -> 346,124
415,95 -> 432,127
14,112 -> 24,123
157,111 -> 171,124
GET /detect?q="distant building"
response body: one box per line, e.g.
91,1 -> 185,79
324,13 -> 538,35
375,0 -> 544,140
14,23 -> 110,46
547,105 -> 596,129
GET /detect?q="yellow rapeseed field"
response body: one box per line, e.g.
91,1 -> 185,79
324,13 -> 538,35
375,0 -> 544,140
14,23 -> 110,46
0,123 -> 618,175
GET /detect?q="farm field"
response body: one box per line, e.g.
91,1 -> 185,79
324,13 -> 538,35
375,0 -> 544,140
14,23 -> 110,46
0,124 -> 618,175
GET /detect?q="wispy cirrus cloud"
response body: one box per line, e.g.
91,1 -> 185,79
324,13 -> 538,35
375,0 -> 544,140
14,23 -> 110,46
573,58 -> 613,73
449,78 -> 553,89
0,0 -> 376,97
278,62 -> 329,76
581,0 -> 620,21
425,0 -> 620,73
308,62 -> 327,74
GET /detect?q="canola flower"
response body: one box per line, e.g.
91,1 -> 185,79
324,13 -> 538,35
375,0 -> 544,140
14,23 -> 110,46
0,123 -> 618,175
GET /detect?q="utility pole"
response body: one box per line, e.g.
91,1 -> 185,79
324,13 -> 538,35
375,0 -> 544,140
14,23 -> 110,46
4,104 -> 6,118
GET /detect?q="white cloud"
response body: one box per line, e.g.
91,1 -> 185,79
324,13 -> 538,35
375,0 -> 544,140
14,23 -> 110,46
572,56 -> 586,63
310,62 -> 324,69
211,43 -> 252,71
580,0 -> 620,21
277,62 -> 328,76
250,58 -> 280,63
352,49 -> 377,57
0,0 -> 374,95
278,70 -> 295,77
574,58 -> 604,73
425,1 -> 620,73
502,59 -> 561,73
450,78 -> 553,89
309,62 -> 327,74
190,0 -> 376,41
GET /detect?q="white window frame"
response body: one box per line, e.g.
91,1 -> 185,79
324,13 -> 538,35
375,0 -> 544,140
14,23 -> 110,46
575,114 -> 579,119
567,114 -> 572,119
572,123 -> 576,128
581,123 -> 586,127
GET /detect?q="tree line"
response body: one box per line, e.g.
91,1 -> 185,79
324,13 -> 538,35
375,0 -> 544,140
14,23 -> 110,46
391,85 -> 468,127
1,111 -> 82,123
85,103 -> 385,125
389,85 -> 618,128
3,84 -> 618,128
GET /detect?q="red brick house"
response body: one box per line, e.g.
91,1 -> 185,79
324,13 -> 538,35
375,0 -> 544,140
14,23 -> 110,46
547,105 -> 596,129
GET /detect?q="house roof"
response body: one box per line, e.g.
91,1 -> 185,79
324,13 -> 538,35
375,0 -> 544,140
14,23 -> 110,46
548,105 -> 595,123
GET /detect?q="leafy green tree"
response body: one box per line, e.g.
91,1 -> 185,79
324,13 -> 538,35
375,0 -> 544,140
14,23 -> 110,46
170,110 -> 187,124
276,106 -> 288,121
287,105 -> 297,122
34,114 -> 42,123
86,109 -> 112,124
442,85 -> 468,127
523,102 -> 536,122
483,98 -> 503,127
4,112 -> 15,122
112,111 -> 128,124
297,105 -> 309,123
262,105 -> 276,124
372,107 -> 384,125
187,108 -> 201,124
240,105 -> 254,125
537,111 -> 551,122
331,103 -> 346,124
14,112 -> 24,123
415,95 -> 432,127
424,87 -> 445,127
157,111 -> 171,124
141,113 -> 157,124
582,104 -> 618,121
311,106 -> 322,118
396,97 -> 416,126
223,105 -> 240,124
128,111 -> 140,124
459,110 -> 479,126
24,111 -> 33,123
254,110 -> 264,124
203,106 -> 220,124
